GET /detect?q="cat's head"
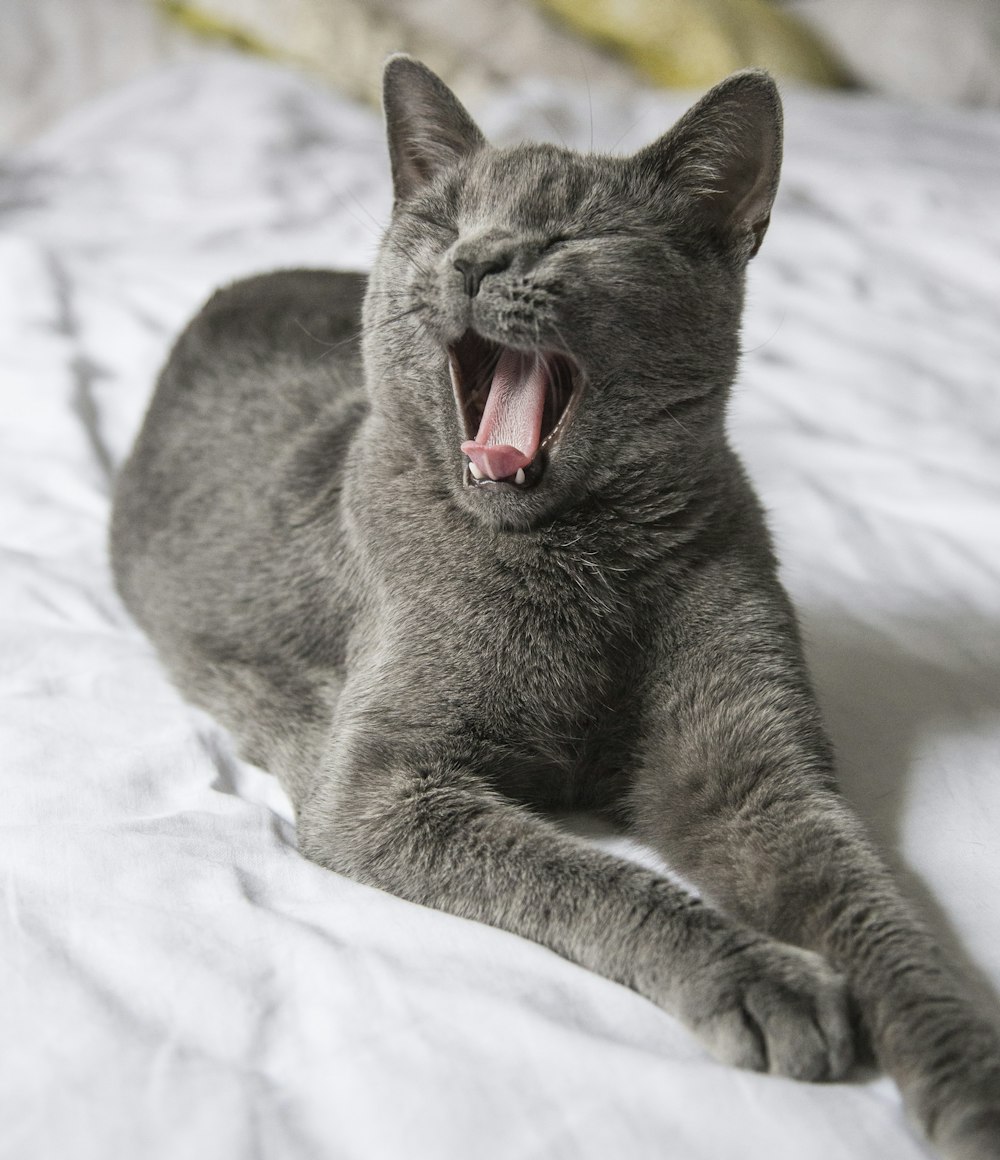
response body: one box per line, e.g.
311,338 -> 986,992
363,56 -> 782,531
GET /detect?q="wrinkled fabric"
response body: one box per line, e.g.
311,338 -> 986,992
1,56 -> 998,1160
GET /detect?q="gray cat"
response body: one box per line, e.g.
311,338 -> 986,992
110,56 -> 1000,1158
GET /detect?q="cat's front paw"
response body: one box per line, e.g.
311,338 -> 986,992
872,995 -> 1000,1159
937,1108 -> 1000,1160
679,937 -> 854,1081
916,1037 -> 1000,1160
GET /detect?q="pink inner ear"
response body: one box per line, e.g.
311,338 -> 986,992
460,349 -> 547,480
724,139 -> 777,229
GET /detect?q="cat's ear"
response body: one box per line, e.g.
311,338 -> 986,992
383,55 -> 486,201
637,70 -> 783,260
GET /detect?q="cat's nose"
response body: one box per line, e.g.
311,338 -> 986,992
452,252 -> 512,298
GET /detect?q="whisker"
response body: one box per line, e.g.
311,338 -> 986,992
311,168 -> 388,242
547,318 -> 574,358
296,304 -> 425,364
383,235 -> 435,281
528,97 -> 568,150
294,317 -> 333,346
576,50 -> 594,153
659,402 -> 693,439
608,112 -> 649,155
344,188 -> 386,233
742,312 -> 787,355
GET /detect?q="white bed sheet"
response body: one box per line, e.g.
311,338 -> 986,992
1,56 -> 999,1160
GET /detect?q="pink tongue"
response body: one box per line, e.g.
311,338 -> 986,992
461,348 -> 547,480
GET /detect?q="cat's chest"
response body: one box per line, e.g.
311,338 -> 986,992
390,557 -> 646,799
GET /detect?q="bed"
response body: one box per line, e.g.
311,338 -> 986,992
2,55 -> 999,1160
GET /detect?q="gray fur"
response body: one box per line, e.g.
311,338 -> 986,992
110,57 -> 1000,1158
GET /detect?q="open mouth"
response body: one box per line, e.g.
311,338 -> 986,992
448,330 -> 583,488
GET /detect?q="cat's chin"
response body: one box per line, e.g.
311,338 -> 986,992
452,467 -> 565,531
447,329 -> 584,493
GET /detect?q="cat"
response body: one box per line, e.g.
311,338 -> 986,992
110,55 -> 1000,1159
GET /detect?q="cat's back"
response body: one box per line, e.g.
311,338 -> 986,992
111,268 -> 367,645
125,267 -> 366,462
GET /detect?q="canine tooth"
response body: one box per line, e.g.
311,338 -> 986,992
469,461 -> 484,480
449,358 -> 460,393
514,468 -> 526,485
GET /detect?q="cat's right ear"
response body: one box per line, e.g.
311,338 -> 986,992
637,70 -> 783,262
383,56 -> 486,202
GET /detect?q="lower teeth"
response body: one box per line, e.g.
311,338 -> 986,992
466,461 -> 529,486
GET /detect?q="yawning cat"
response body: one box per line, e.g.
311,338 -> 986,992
110,56 -> 1000,1159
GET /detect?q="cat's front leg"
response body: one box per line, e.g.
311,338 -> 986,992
634,571 -> 1000,1159
293,677 -> 853,1082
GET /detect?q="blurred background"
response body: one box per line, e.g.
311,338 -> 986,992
4,0 -> 1000,146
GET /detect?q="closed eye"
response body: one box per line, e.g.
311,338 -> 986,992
405,205 -> 457,239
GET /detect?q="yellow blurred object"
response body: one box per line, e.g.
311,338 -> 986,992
156,0 -> 848,111
538,0 -> 849,88
155,0 -> 640,110
159,0 -> 279,58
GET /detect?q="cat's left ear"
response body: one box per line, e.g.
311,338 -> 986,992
383,55 -> 486,202
637,70 -> 783,261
